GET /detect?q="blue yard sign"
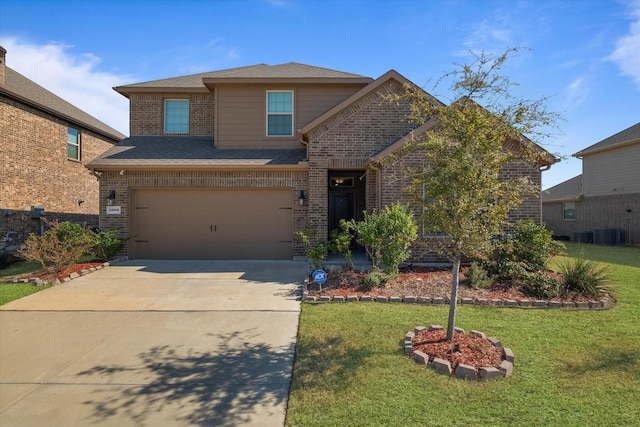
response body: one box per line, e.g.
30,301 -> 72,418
312,269 -> 327,285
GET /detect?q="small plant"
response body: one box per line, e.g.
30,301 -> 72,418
329,220 -> 354,271
18,219 -> 94,271
363,270 -> 395,289
90,229 -> 123,260
296,225 -> 328,269
466,262 -> 492,289
558,256 -> 610,297
520,271 -> 561,299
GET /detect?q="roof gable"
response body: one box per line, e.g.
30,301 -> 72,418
574,122 -> 640,157
299,69 -> 416,137
115,63 -> 372,96
1,67 -> 125,141
542,174 -> 583,202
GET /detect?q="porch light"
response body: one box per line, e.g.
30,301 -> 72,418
298,190 -> 306,206
107,190 -> 116,206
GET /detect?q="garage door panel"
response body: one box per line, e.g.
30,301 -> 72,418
132,189 -> 292,260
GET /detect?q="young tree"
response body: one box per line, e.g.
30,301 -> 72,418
389,48 -> 560,340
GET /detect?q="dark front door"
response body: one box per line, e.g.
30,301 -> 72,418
329,191 -> 355,232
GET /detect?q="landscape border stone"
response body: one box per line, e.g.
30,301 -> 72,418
302,278 -> 611,310
12,256 -> 128,286
407,325 -> 513,381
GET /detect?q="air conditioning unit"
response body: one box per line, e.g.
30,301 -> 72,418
593,228 -> 621,245
572,231 -> 593,244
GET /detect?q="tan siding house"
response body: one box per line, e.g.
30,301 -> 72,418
88,62 -> 555,261
543,122 -> 640,245
0,46 -> 124,252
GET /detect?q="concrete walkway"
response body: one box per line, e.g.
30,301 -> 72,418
0,260 -> 307,426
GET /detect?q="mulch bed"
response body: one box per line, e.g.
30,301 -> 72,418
17,262 -> 105,283
306,266 -> 598,303
412,328 -> 503,371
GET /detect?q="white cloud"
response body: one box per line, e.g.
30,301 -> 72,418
0,37 -> 130,136
610,1 -> 640,91
563,77 -> 588,109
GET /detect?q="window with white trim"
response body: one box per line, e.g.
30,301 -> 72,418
67,127 -> 80,160
563,202 -> 576,220
165,99 -> 189,133
266,90 -> 293,136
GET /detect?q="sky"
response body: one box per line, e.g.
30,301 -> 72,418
1,0 -> 639,190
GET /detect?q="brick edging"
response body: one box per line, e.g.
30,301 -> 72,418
406,325 -> 513,380
302,278 -> 610,309
10,256 -> 128,286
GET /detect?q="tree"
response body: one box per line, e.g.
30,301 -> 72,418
388,48 -> 560,340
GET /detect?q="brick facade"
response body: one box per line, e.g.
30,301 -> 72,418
0,96 -> 115,246
543,194 -> 640,245
98,170 -> 308,257
129,93 -> 215,136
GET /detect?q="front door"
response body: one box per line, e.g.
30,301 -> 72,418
328,191 -> 355,232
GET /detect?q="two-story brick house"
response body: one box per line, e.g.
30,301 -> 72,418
87,62 -> 555,261
0,46 -> 125,252
543,122 -> 640,245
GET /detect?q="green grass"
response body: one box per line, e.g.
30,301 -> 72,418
286,243 -> 640,426
0,282 -> 52,305
0,260 -> 50,305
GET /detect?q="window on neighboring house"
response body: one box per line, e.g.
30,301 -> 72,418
165,99 -> 189,133
563,202 -> 576,220
67,127 -> 80,160
266,90 -> 293,136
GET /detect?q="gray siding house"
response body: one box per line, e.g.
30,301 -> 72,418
543,122 -> 640,245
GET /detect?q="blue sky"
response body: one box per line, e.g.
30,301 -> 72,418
1,0 -> 639,189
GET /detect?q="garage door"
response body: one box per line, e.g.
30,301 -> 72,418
131,189 -> 293,259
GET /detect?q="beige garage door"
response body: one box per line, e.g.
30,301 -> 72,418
131,189 -> 293,259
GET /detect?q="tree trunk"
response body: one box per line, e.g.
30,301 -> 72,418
446,254 -> 462,341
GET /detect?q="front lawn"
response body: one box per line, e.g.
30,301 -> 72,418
0,260 -> 51,305
286,243 -> 640,426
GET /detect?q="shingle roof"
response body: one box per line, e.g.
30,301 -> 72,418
542,174 -> 583,202
115,62 -> 372,95
574,122 -> 640,157
86,136 -> 307,169
1,66 -> 125,141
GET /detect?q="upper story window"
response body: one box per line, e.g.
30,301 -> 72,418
563,202 -> 576,220
266,91 -> 293,137
165,99 -> 189,133
67,127 -> 80,160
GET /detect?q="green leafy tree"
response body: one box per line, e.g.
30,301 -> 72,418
388,48 -> 561,340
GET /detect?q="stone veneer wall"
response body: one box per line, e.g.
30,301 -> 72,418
0,95 -> 116,245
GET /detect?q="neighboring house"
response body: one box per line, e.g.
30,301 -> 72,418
543,122 -> 640,245
87,62 -> 555,261
0,46 -> 125,251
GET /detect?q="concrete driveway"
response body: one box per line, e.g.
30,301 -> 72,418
0,260 -> 307,426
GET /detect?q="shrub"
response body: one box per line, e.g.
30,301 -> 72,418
18,219 -> 94,271
520,271 -> 561,299
511,220 -> 566,270
329,220 -> 354,270
363,270 -> 395,289
352,203 -> 417,274
90,229 -> 123,260
558,257 -> 610,297
465,262 -> 492,289
483,220 -> 565,279
296,225 -> 328,269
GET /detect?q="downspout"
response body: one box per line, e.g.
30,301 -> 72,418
89,168 -> 103,181
297,130 -> 309,161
